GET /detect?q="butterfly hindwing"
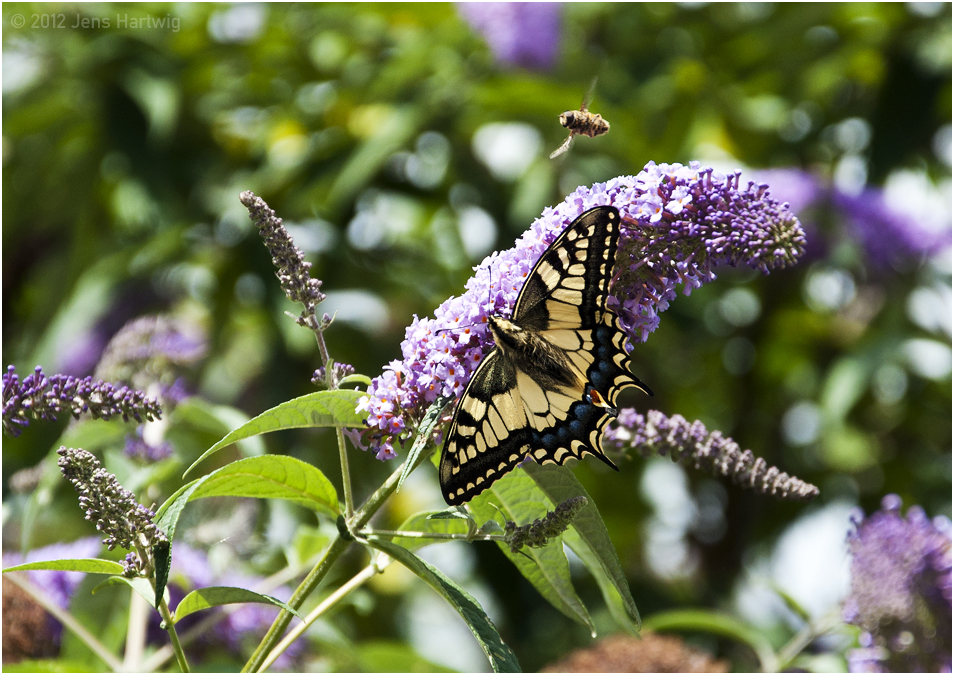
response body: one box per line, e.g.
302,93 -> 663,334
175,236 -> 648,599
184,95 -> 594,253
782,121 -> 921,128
439,206 -> 646,505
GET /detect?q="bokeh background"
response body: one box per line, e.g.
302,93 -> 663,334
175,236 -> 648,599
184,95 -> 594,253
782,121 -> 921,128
2,2 -> 951,671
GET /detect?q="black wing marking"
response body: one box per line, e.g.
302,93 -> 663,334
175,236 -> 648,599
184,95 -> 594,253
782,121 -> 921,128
439,206 -> 648,506
438,349 -> 535,505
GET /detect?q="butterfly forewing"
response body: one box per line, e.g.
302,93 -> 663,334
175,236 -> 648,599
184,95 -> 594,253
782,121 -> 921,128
439,206 -> 646,505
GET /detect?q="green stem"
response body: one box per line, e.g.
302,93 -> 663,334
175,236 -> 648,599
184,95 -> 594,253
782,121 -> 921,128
243,535 -> 350,673
244,448 -> 437,673
159,598 -> 190,672
775,611 -> 843,671
5,573 -> 123,672
337,427 -> 354,518
260,563 -> 380,671
123,587 -> 149,670
359,528 -> 502,542
140,549 -> 325,673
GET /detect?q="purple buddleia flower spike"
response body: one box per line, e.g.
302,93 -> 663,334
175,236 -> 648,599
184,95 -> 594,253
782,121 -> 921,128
458,2 -> 561,70
57,447 -> 168,576
240,191 -> 326,330
94,315 -> 206,386
843,494 -> 952,673
356,162 -> 805,460
603,409 -> 818,501
2,365 -> 163,437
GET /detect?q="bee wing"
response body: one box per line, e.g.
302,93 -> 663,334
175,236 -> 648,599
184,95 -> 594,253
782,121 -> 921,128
580,76 -> 598,111
549,132 -> 575,159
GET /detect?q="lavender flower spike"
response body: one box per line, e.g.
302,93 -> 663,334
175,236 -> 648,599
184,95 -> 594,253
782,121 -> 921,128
57,447 -> 167,576
240,191 -> 326,329
604,409 -> 818,501
357,163 -> 805,460
504,496 -> 588,553
2,365 -> 163,438
95,314 -> 206,385
843,494 -> 952,673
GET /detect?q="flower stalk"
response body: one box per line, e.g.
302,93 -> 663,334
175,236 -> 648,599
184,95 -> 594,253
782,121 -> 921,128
604,410 -> 819,501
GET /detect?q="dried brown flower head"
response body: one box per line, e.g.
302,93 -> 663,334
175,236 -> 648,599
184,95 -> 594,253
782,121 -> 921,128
540,631 -> 729,673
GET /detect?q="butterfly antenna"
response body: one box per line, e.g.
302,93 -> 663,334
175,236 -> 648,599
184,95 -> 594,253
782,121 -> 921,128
487,266 -> 493,319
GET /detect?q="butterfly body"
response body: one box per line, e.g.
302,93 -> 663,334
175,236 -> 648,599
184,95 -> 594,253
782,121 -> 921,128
439,206 -> 650,506
487,316 -> 581,392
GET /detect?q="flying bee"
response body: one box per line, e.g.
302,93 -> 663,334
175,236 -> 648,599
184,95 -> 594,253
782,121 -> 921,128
550,79 -> 610,159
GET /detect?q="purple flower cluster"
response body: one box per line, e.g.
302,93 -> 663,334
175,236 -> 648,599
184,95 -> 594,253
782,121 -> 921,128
124,428 -> 173,461
57,447 -> 168,557
458,2 -> 562,70
2,365 -> 163,437
94,315 -> 206,385
356,163 -> 805,460
603,409 -> 819,501
843,494 -> 952,673
152,543 -> 301,670
836,188 -> 951,268
751,168 -> 952,268
240,190 -> 326,329
609,163 -> 805,343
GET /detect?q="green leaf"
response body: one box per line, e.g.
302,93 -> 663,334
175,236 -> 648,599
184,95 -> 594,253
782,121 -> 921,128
154,540 -> 171,609
155,480 -> 205,543
391,511 -> 472,552
820,357 -> 868,423
174,586 -> 303,623
172,398 -> 266,458
478,519 -> 504,535
338,373 -> 373,387
3,558 -> 125,575
397,396 -> 452,493
523,462 -> 641,630
94,576 -> 157,608
427,506 -> 472,521
771,582 -> 813,623
356,640 -> 455,673
287,524 -> 334,569
470,471 -> 594,635
2,659 -> 100,672
643,609 -> 777,671
366,538 -> 521,673
185,390 -> 368,475
156,457 -> 340,544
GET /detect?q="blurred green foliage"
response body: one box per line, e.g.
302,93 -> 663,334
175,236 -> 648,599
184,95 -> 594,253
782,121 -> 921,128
2,2 -> 950,671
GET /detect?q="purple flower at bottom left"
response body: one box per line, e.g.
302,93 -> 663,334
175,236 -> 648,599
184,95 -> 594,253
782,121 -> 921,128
3,537 -> 103,643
